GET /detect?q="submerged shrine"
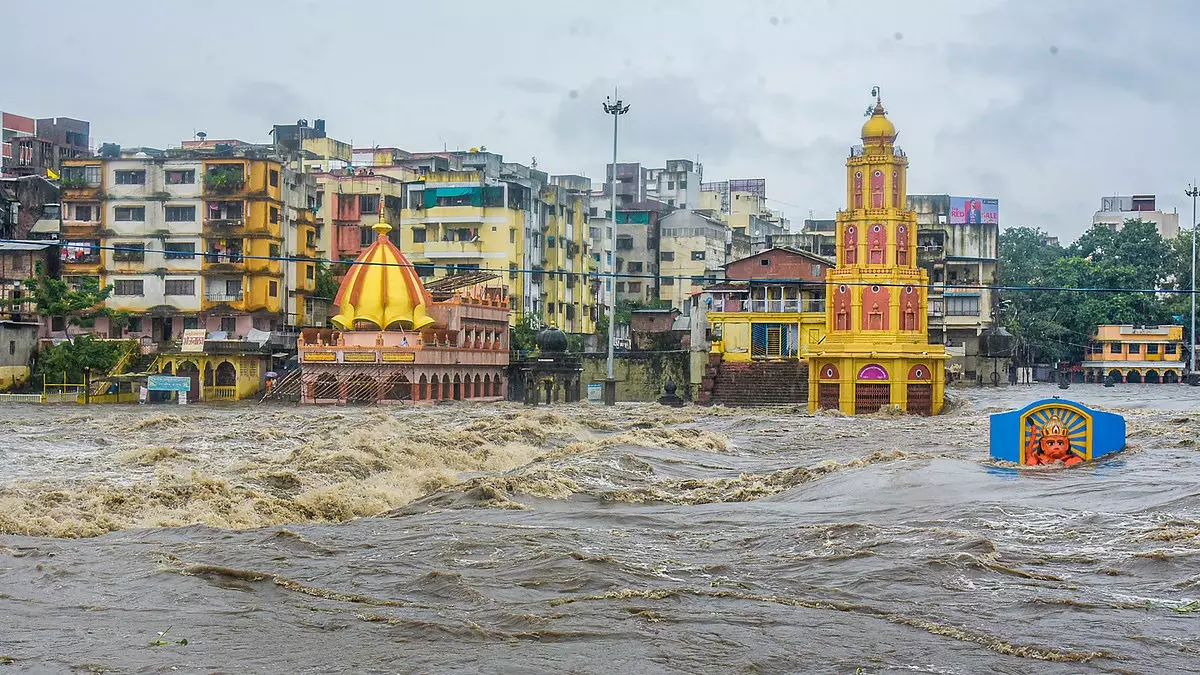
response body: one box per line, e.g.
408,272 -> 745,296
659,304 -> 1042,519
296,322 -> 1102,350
989,398 -> 1127,466
297,221 -> 510,404
806,93 -> 947,415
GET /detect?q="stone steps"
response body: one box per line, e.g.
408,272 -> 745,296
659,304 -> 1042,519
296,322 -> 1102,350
706,360 -> 810,407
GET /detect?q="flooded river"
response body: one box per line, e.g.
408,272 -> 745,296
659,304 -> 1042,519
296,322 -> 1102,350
1,385 -> 1198,673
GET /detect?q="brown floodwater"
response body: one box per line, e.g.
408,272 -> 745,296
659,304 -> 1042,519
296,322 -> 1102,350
1,385 -> 1199,673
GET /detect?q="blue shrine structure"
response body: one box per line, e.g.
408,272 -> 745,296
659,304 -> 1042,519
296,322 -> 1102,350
989,398 -> 1126,466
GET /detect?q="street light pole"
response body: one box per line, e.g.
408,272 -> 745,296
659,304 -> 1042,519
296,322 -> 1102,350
602,93 -> 629,405
1187,182 -> 1199,383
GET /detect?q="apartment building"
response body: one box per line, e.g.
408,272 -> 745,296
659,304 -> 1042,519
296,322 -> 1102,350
312,170 -> 404,265
58,143 -> 319,343
1092,195 -> 1180,239
657,209 -> 750,310
2,112 -> 90,177
613,202 -> 670,306
907,194 -> 1000,379
398,152 -> 595,334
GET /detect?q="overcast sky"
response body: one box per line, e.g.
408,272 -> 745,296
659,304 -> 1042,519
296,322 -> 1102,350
5,0 -> 1196,242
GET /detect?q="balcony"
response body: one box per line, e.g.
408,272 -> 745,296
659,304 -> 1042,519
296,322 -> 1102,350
62,220 -> 102,238
203,218 -> 245,232
422,239 -> 485,258
205,290 -> 244,303
203,168 -> 247,196
709,298 -> 826,314
201,252 -> 245,273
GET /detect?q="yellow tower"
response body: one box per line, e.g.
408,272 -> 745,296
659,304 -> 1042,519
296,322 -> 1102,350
806,92 -> 947,415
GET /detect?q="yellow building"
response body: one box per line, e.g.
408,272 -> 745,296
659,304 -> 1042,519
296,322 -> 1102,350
154,348 -> 270,401
1083,324 -> 1185,383
399,160 -> 594,334
805,95 -> 947,415
707,247 -> 833,361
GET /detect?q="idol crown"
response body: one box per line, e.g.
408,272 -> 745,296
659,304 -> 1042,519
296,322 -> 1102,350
1043,413 -> 1068,437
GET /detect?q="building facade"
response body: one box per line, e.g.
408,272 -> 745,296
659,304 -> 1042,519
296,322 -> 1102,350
705,247 -> 831,361
2,112 -> 90,178
806,96 -> 946,415
907,194 -> 999,379
1092,195 -> 1180,239
656,209 -> 750,310
1083,324 -> 1185,383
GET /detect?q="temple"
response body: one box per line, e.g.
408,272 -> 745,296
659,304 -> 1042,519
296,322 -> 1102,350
806,92 -> 947,415
297,220 -> 509,403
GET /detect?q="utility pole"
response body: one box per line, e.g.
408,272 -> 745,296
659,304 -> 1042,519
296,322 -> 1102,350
1187,183 -> 1199,384
602,93 -> 629,405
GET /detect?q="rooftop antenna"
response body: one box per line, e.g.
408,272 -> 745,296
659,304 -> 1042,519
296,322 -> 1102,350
866,86 -> 881,116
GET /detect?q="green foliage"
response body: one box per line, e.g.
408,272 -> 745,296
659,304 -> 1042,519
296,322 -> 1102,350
314,262 -> 340,299
24,270 -> 112,319
203,167 -> 245,192
511,312 -> 541,352
34,334 -> 128,383
998,220 -> 1192,364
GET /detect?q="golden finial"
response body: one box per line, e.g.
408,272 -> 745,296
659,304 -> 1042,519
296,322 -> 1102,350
372,220 -> 393,237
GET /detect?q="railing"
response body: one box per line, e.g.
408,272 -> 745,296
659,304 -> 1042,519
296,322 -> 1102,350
423,240 -> 485,256
710,299 -> 826,313
0,393 -> 44,403
205,291 -> 244,302
204,386 -> 237,401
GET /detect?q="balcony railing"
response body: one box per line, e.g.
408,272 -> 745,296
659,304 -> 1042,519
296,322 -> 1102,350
205,291 -> 244,302
204,386 -> 238,401
423,239 -> 485,256
710,299 -> 826,313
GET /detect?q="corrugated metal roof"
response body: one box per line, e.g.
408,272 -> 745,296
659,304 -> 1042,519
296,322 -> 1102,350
0,240 -> 54,252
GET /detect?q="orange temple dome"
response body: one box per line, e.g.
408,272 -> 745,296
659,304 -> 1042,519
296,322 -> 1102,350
330,220 -> 435,331
861,101 -> 897,142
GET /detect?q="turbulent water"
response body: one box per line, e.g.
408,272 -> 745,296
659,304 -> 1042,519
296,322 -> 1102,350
1,385 -> 1199,673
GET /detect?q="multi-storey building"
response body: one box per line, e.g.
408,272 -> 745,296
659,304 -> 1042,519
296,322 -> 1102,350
613,201 -> 671,306
728,190 -> 789,249
657,209 -> 750,310
398,152 -> 594,334
771,219 -> 837,259
312,170 -> 404,266
2,112 -> 90,177
58,143 -> 320,344
645,159 -> 702,209
1092,195 -> 1180,239
907,194 -> 999,379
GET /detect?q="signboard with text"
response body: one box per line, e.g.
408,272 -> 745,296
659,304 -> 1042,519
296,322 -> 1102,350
949,197 -> 999,225
147,375 -> 192,392
181,329 -> 207,353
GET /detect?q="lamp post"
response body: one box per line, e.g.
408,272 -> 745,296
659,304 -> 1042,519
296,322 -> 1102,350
1187,183 -> 1199,384
602,93 -> 629,405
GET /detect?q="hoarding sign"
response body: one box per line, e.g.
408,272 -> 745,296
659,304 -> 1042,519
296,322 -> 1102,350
949,197 -> 999,225
147,375 -> 192,392
181,329 -> 207,353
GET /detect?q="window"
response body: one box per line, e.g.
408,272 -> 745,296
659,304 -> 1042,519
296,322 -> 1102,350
761,258 -> 770,266
113,280 -> 144,296
164,279 -> 195,296
413,228 -> 427,243
115,170 -> 146,185
628,262 -> 643,273
945,296 -> 980,316
269,206 -> 280,223
8,341 -> 13,356
415,264 -> 435,278
662,276 -> 675,286
811,264 -> 821,277
113,242 -> 145,262
691,251 -> 706,261
306,265 -> 315,280
360,226 -> 374,247
269,244 -> 281,259
660,251 -> 674,261
128,317 -> 142,333
667,181 -> 675,190
359,194 -> 380,214
616,236 -> 634,250
72,204 -> 95,221
268,281 -> 279,297
269,169 -> 279,187
616,282 -> 626,292
115,206 -> 145,221
221,317 -> 237,334
1147,343 -> 1160,354
1086,342 -> 1103,355
225,279 -> 241,296
165,206 -> 196,222
1128,343 -> 1141,354
1167,343 -> 1178,354
62,165 -> 101,187
628,282 -> 642,292
1109,343 -> 1123,353
166,170 -> 194,184
509,263 -> 518,279
164,242 -> 196,260
183,317 -> 199,330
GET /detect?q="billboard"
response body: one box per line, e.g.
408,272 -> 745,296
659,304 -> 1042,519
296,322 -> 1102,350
949,197 -> 998,225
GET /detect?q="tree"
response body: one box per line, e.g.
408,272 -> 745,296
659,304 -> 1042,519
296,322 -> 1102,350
33,334 -> 128,384
511,313 -> 541,353
22,268 -> 114,335
314,262 -> 340,299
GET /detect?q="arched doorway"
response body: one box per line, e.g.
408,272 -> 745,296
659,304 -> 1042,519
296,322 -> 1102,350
442,374 -> 452,400
1165,370 -> 1180,384
482,374 -> 492,398
1145,369 -> 1160,384
453,374 -> 462,401
203,362 -> 214,387
906,364 -> 933,416
1108,369 -> 1122,383
1126,370 -> 1142,384
473,374 -> 482,398
345,374 -> 378,403
176,361 -> 200,400
418,374 -> 429,400
854,363 -> 890,414
384,374 -> 411,401
315,373 -> 339,399
215,361 -> 237,386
